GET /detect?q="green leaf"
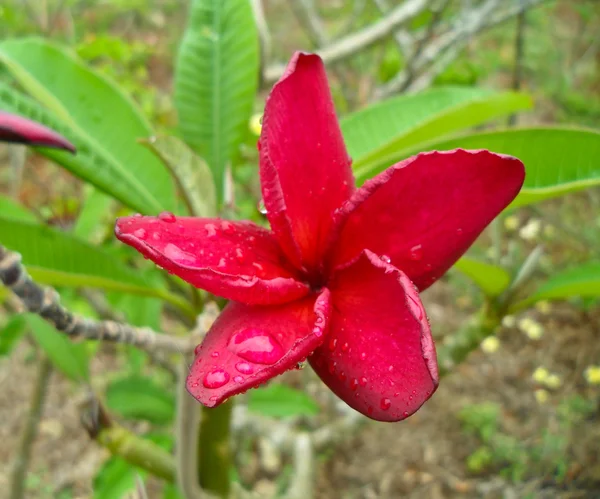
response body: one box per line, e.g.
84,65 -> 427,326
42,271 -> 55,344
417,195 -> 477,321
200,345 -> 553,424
73,186 -> 114,242
0,217 -> 187,311
0,195 -> 37,223
94,457 -> 144,499
25,314 -> 90,382
174,0 -> 259,200
0,38 -> 175,213
248,384 -> 320,418
453,257 -> 511,297
106,375 -> 176,424
0,314 -> 27,356
513,262 -> 600,311
358,127 -> 600,206
140,136 -> 217,217
342,87 -> 532,176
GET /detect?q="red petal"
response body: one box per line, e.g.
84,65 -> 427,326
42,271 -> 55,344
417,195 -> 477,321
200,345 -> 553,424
330,150 -> 524,290
260,52 -> 354,274
187,289 -> 331,407
0,111 -> 75,152
310,250 -> 438,422
115,215 -> 309,305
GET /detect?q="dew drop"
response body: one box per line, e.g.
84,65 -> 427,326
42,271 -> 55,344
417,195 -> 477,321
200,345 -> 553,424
328,361 -> 337,375
152,232 -> 160,241
235,362 -> 254,374
367,406 -> 373,415
252,262 -> 265,277
350,378 -> 359,391
359,377 -> 368,387
403,411 -> 409,417
388,365 -> 394,372
209,395 -> 218,402
133,213 -> 142,218
133,228 -> 147,239
341,342 -> 349,353
221,220 -> 235,234
211,351 -> 219,358
228,328 -> 284,365
257,199 -> 267,215
409,244 -> 423,261
158,211 -> 176,223
164,243 -> 197,264
235,247 -> 245,263
233,375 -> 244,384
380,398 -> 391,411
328,338 -> 337,352
380,254 -> 391,264
203,369 -> 230,389
205,223 -> 217,238
315,316 -> 324,324
456,228 -> 463,235
360,352 -> 367,361
218,258 -> 226,268
338,371 -> 347,382
312,326 -> 323,337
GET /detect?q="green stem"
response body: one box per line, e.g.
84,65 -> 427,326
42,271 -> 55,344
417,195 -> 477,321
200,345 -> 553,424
198,402 -> 233,498
97,424 -> 176,482
437,299 -> 502,377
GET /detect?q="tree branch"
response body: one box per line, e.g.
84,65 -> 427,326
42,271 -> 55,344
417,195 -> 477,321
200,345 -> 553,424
0,244 -> 195,354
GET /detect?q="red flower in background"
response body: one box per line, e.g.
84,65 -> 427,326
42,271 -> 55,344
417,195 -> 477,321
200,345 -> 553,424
116,52 -> 524,421
0,111 -> 75,152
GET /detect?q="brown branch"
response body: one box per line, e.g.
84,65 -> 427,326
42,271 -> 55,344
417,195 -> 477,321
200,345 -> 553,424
0,244 -> 194,354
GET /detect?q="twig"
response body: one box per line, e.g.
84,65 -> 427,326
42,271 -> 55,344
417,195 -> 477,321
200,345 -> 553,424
0,244 -> 194,354
264,0 -> 429,83
372,0 -> 414,55
285,433 -> 314,499
289,0 -> 328,47
250,0 -> 272,85
9,355 -> 53,499
508,1 -> 527,126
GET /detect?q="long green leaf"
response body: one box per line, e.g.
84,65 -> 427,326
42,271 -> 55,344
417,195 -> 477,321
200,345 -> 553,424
0,38 -> 175,214
0,195 -> 38,222
94,457 -> 145,499
0,217 -> 175,301
356,127 -> 600,206
512,262 -> 600,311
0,314 -> 27,356
106,375 -> 176,424
248,384 -> 320,418
25,314 -> 90,382
140,136 -> 216,217
453,257 -> 511,297
344,87 -> 532,174
174,0 -> 259,199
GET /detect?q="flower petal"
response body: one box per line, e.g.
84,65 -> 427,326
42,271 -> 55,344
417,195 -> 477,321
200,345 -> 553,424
187,289 -> 331,407
309,250 -> 438,422
260,52 -> 354,274
115,215 -> 309,305
329,149 -> 525,290
0,111 -> 76,152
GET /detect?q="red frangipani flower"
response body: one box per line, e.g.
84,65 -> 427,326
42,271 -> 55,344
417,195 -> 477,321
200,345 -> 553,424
0,111 -> 76,152
115,52 -> 524,422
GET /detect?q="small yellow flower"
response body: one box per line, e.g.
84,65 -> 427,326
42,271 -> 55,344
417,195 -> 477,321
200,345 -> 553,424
504,215 -> 520,231
502,315 -> 516,328
532,366 -> 550,384
481,336 -> 500,354
519,218 -> 541,241
545,373 -> 562,389
534,389 -> 549,404
518,317 -> 543,340
584,365 -> 600,385
535,300 -> 551,314
249,113 -> 263,136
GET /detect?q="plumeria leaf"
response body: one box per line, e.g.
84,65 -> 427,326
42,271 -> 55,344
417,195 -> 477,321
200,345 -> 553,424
356,127 -> 600,206
73,186 -> 115,242
140,136 -> 217,217
0,314 -> 27,356
0,195 -> 38,223
0,217 -> 189,312
0,38 -> 176,213
174,0 -> 260,199
454,257 -> 511,297
25,314 -> 90,382
512,262 -> 600,311
343,87 -> 532,175
106,375 -> 176,424
248,384 -> 320,418
94,457 -> 146,499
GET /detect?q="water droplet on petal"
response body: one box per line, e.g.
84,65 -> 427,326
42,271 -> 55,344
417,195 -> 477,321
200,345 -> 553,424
164,243 -> 197,264
217,258 -> 226,268
360,352 -> 367,361
315,317 -> 324,324
403,411 -> 409,417
133,228 -> 147,239
158,211 -> 176,223
338,371 -> 347,382
258,199 -> 267,215
211,351 -> 219,358
380,254 -> 391,263
205,223 -> 217,238
381,398 -> 391,411
209,395 -> 218,402
328,338 -> 337,352
341,342 -> 349,352
252,262 -> 265,277
233,375 -> 244,384
388,365 -> 394,372
133,213 -> 142,218
221,220 -> 235,234
328,361 -> 337,375
312,326 -> 323,337
203,369 -> 230,389
359,377 -> 368,387
235,362 -> 254,374
409,244 -> 423,261
228,329 -> 284,365
350,378 -> 359,391
152,232 -> 160,241
235,247 -> 245,263
456,228 -> 463,235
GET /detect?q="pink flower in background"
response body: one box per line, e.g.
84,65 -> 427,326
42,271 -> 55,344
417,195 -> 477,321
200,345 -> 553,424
0,111 -> 75,152
116,52 -> 524,421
